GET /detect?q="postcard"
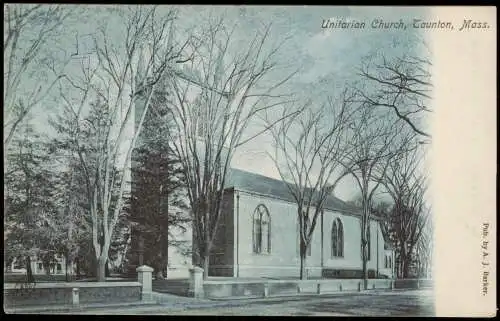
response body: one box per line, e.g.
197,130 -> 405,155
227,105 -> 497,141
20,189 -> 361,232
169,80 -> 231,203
3,5 -> 496,317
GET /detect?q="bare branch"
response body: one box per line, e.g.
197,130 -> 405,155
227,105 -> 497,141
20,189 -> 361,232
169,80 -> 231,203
355,51 -> 432,138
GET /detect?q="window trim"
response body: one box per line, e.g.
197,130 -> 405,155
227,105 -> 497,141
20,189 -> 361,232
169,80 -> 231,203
331,217 -> 344,258
252,204 -> 271,255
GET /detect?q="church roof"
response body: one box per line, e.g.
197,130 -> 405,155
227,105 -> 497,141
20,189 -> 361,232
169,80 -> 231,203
225,168 -> 366,217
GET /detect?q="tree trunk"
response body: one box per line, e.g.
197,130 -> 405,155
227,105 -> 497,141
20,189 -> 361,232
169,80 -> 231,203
159,161 -> 169,279
192,227 -> 200,267
105,261 -> 110,277
159,230 -> 169,279
76,257 -> 80,278
44,260 -> 51,275
362,244 -> 368,290
65,254 -> 70,282
26,256 -> 34,283
202,254 -> 209,280
362,199 -> 369,290
299,253 -> 306,280
202,211 -> 211,280
299,238 -> 307,280
399,244 -> 405,279
97,256 -> 107,282
138,234 -> 144,266
402,259 -> 410,278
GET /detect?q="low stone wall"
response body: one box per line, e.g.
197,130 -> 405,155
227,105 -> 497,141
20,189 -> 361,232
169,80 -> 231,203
202,278 -> 434,299
3,282 -> 142,308
202,278 -> 399,299
189,267 -> 433,299
267,282 -> 297,296
316,279 -> 362,293
321,268 -> 379,279
204,282 -> 265,298
367,279 -> 393,289
394,279 -> 433,289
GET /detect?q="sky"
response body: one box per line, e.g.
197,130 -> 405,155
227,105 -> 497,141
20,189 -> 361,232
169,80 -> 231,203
22,5 -> 430,203
174,6 -> 430,201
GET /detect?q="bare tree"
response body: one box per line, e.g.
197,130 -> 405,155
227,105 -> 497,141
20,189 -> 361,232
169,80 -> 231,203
415,214 -> 433,279
357,53 -> 432,140
343,105 -> 416,289
168,18 -> 298,279
383,146 -> 430,279
267,89 -> 357,280
52,6 -> 189,281
3,4 -> 75,149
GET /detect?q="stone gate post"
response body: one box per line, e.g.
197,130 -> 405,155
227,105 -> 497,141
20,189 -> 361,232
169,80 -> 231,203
136,265 -> 154,302
188,266 -> 204,298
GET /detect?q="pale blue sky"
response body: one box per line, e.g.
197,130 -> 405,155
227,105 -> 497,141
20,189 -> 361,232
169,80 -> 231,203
25,5 -> 430,202
197,6 -> 430,201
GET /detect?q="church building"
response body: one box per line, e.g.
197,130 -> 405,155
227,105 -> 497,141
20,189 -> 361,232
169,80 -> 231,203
203,168 -> 395,279
130,71 -> 395,281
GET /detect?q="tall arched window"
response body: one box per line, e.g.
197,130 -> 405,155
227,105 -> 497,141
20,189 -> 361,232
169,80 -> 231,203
331,218 -> 344,258
253,204 -> 271,254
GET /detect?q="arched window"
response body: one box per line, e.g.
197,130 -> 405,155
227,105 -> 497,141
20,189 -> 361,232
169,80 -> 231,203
388,256 -> 392,269
331,218 -> 344,258
253,204 -> 271,254
385,255 -> 388,268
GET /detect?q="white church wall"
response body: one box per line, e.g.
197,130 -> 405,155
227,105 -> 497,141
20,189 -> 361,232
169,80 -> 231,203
234,190 -> 323,278
323,211 -> 390,276
322,211 -> 363,270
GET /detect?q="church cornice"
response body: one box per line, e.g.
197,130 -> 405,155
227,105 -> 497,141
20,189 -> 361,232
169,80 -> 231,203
227,187 -> 384,222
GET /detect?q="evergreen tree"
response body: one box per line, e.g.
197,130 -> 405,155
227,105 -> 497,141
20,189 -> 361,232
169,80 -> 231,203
126,77 -> 190,279
4,122 -> 61,281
